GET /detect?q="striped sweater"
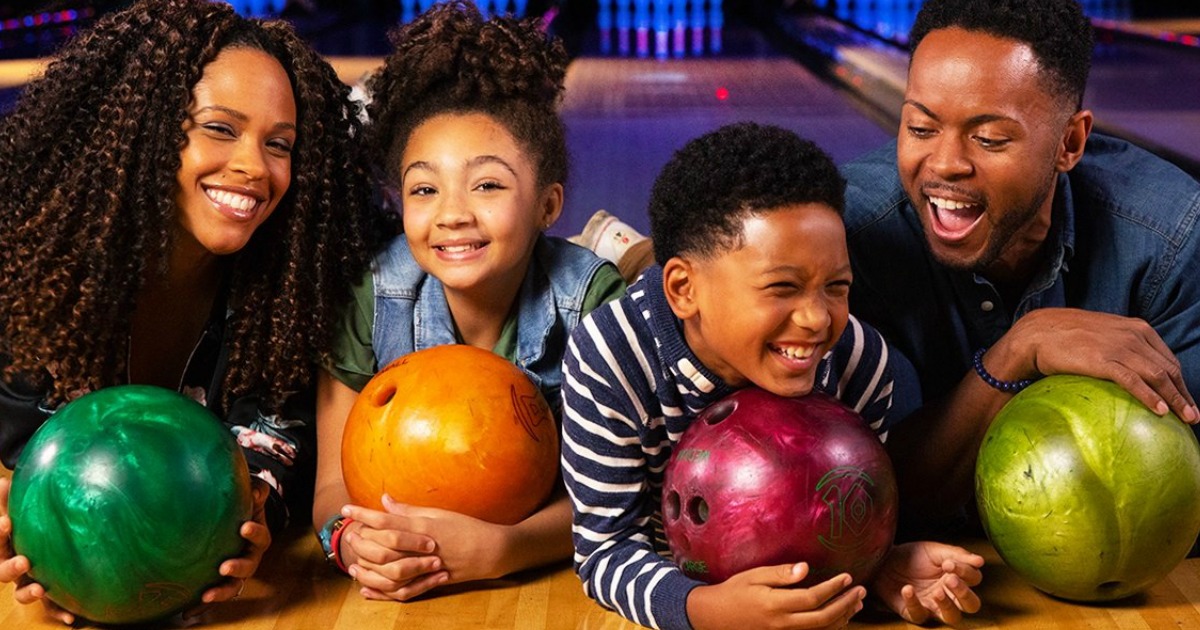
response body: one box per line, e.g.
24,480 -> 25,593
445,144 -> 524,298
560,266 -> 915,630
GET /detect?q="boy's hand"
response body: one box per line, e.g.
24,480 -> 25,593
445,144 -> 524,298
686,562 -> 866,630
869,541 -> 984,624
1,477 -> 75,625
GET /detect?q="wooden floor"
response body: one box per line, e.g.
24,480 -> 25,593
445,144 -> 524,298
6,517 -> 1200,629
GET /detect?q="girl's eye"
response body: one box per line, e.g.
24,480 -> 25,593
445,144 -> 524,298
268,139 -> 293,154
477,181 -> 506,192
409,185 -> 436,196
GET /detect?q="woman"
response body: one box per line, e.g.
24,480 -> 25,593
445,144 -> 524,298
0,0 -> 389,623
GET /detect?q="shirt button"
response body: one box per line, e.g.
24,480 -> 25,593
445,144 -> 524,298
981,301 -> 995,312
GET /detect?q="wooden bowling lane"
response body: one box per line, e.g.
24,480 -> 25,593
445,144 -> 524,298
7,506 -> 1200,629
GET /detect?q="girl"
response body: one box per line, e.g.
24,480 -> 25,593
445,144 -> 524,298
312,2 -> 624,602
0,0 -> 388,623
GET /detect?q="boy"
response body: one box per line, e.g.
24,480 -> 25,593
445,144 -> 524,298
561,123 -> 983,630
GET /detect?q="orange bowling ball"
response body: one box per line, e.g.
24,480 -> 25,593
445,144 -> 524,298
341,345 -> 560,525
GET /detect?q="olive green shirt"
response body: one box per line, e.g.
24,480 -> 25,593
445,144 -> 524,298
327,264 -> 627,391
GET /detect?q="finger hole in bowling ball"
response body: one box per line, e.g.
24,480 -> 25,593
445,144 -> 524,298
686,496 -> 709,524
370,385 -> 396,407
702,400 -> 737,426
665,491 -> 680,521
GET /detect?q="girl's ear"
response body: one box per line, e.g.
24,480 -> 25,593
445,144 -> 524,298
539,183 -> 564,230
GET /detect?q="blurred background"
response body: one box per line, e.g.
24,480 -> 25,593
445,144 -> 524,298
1,0 -> 1197,236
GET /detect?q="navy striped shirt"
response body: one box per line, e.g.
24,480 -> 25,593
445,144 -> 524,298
561,266 -> 916,630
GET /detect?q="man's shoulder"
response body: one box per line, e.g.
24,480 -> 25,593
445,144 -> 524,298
1072,134 -> 1200,228
840,140 -> 909,232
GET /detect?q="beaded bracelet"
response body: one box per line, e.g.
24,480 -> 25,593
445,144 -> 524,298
973,347 -> 1036,394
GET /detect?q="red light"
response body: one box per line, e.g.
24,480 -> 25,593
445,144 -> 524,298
715,87 -> 729,101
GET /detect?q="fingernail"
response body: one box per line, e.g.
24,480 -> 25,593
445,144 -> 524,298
438,574 -> 449,585
431,558 -> 441,570
423,540 -> 435,553
348,566 -> 358,579
341,506 -> 352,517
1189,405 -> 1199,422
1157,400 -> 1169,415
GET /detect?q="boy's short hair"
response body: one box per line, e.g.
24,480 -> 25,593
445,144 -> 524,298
648,122 -> 845,265
909,0 -> 1093,110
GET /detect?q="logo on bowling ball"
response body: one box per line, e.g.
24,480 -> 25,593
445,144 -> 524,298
816,466 -> 878,552
511,385 -> 551,442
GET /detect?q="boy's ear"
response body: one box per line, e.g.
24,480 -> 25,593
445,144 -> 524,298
539,183 -> 565,230
663,257 -> 699,320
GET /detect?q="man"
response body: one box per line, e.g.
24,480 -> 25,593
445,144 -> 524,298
842,0 -> 1200,523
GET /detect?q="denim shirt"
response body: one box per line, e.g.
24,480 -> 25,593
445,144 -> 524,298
372,235 -> 611,416
841,133 -> 1200,408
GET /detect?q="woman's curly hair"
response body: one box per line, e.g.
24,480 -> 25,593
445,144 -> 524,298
365,1 -> 569,190
0,0 -> 389,409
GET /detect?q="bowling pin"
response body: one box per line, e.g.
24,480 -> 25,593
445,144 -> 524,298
691,0 -> 706,56
671,0 -> 687,58
401,0 -> 418,24
634,0 -> 651,58
598,0 -> 614,55
708,0 -> 723,55
653,0 -> 670,59
617,0 -> 632,56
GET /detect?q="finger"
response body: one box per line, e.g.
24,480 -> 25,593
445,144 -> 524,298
945,557 -> 985,587
41,598 -> 75,626
0,477 -> 10,518
928,583 -> 963,625
1133,324 -> 1198,418
360,571 -> 450,602
350,526 -> 436,557
353,553 -> 443,585
238,521 -> 271,560
789,585 -> 864,627
341,504 -> 423,533
897,584 -> 930,625
1104,360 -> 1180,419
945,575 -> 982,614
201,577 -> 246,604
13,580 -> 45,605
769,566 -> 853,609
0,554 -> 30,583
347,530 -> 435,564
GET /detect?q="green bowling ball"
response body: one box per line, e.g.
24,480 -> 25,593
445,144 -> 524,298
9,385 -> 252,624
976,375 -> 1200,602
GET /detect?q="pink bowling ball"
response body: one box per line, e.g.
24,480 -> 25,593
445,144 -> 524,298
662,388 -> 898,586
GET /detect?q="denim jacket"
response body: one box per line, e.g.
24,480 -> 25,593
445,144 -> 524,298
372,235 -> 611,416
841,133 -> 1200,407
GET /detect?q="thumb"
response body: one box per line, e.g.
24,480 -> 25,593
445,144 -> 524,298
745,562 -> 810,587
381,493 -> 410,515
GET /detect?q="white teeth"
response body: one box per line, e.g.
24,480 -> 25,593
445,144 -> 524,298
775,345 -> 814,360
439,244 -> 480,253
206,188 -> 258,211
929,196 -> 977,211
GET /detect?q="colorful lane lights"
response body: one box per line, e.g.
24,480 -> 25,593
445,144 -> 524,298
0,9 -> 92,33
1092,18 -> 1200,49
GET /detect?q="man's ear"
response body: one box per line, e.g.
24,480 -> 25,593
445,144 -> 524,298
663,257 -> 699,320
1057,109 -> 1093,173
